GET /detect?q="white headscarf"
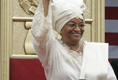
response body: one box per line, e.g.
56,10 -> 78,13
51,0 -> 86,33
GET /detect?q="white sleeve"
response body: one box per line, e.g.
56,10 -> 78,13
31,0 -> 55,66
106,62 -> 117,80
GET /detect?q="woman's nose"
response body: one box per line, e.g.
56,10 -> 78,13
74,26 -> 81,31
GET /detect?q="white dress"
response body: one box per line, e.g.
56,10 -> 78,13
31,1 -> 117,80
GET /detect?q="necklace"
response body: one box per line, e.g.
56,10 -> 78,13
75,41 -> 81,52
60,39 -> 82,52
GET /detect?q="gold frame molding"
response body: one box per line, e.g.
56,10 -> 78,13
92,0 -> 105,42
0,0 -> 105,80
0,0 -> 12,80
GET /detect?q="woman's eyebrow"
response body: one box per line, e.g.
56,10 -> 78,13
68,21 -> 76,23
68,21 -> 84,24
79,22 -> 84,24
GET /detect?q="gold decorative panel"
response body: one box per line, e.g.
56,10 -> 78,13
13,22 -> 28,55
82,23 -> 92,42
18,0 -> 39,14
13,0 -> 34,17
84,0 -> 92,19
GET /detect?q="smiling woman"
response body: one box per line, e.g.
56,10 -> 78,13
31,0 -> 117,80
61,18 -> 85,52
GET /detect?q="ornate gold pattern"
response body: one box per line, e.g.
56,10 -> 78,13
18,0 -> 39,14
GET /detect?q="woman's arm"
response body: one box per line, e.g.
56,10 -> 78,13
43,0 -> 50,17
31,0 -> 55,64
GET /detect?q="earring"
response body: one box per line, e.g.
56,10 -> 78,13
60,31 -> 62,35
54,30 -> 62,40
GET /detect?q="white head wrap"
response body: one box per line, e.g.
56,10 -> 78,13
51,0 -> 86,33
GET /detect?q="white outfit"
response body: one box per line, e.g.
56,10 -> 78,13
31,0 -> 117,80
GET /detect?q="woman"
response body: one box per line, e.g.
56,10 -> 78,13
31,0 -> 117,80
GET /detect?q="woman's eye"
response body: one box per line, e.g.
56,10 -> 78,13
79,24 -> 85,27
68,24 -> 75,27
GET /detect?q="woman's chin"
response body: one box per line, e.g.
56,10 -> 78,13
71,37 -> 81,42
70,34 -> 82,41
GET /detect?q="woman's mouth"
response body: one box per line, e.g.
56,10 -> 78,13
72,33 -> 81,37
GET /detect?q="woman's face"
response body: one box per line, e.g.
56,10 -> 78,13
61,18 -> 85,43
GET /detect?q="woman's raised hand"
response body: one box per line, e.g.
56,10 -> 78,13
43,0 -> 50,17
